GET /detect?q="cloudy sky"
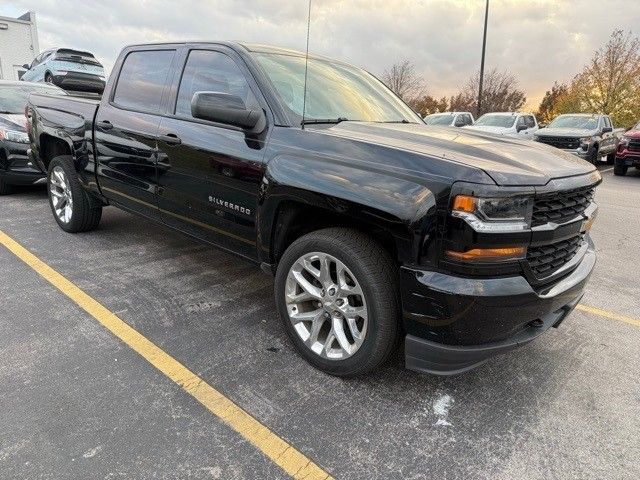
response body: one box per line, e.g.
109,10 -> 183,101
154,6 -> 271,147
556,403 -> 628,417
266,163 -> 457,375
2,0 -> 639,109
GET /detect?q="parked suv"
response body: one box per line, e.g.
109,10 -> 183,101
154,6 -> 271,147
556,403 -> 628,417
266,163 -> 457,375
21,48 -> 105,94
464,112 -> 539,138
614,121 -> 640,176
423,112 -> 474,127
27,42 -> 600,376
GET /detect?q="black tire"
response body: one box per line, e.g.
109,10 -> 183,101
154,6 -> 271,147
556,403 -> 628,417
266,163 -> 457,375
47,156 -> 102,232
275,228 -> 400,377
614,162 -> 628,176
606,152 -> 616,165
587,145 -> 599,165
0,176 -> 13,195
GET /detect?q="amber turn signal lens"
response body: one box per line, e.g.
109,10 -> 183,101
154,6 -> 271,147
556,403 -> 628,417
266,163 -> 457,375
452,195 -> 477,213
445,246 -> 526,262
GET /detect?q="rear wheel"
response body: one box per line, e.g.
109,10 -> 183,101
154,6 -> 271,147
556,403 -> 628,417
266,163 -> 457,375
275,228 -> 399,377
0,176 -> 13,195
48,156 -> 102,232
606,152 -> 616,165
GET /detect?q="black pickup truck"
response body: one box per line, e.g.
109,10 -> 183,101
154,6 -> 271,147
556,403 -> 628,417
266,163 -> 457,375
26,42 -> 600,376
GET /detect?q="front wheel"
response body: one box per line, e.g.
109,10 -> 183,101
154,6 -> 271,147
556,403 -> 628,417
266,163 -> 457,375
614,162 -> 628,176
606,152 -> 616,165
275,228 -> 399,377
48,156 -> 102,232
0,176 -> 13,195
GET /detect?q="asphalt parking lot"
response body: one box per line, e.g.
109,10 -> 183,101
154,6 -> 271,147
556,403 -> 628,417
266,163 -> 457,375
1,165 -> 639,480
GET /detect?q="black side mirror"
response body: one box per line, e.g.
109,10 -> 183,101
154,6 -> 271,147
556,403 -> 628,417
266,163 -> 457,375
602,126 -> 613,133
516,124 -> 528,132
191,91 -> 264,131
22,64 -> 30,70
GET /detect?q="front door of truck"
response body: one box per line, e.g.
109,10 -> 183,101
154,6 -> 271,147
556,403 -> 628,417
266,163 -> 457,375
155,47 -> 268,260
94,48 -> 176,219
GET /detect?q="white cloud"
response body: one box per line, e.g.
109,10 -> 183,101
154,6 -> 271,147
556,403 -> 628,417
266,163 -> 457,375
3,0 -> 639,108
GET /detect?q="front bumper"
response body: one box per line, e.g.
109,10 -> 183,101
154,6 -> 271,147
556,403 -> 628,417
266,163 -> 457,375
401,241 -> 596,375
52,71 -> 105,93
0,141 -> 45,185
616,149 -> 640,167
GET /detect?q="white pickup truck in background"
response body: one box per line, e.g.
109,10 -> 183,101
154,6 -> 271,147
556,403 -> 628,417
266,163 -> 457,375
464,112 -> 539,138
423,111 -> 474,127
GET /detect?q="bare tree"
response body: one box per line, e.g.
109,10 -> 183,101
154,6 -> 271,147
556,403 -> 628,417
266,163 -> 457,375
569,30 -> 640,128
381,60 -> 425,102
450,68 -> 526,115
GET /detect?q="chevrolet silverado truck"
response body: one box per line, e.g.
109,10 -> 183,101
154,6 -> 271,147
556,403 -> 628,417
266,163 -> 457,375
614,121 -> 640,176
534,113 -> 624,164
26,42 -> 601,376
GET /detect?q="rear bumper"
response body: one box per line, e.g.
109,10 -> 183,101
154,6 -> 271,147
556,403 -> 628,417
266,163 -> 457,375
52,72 -> 105,93
1,141 -> 45,185
401,240 -> 596,375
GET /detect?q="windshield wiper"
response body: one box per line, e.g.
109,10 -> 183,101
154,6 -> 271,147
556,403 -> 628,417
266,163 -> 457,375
0,110 -> 17,114
301,117 -> 351,126
376,119 -> 411,124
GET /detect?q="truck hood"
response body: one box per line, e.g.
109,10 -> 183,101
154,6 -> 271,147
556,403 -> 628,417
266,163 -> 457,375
317,122 -> 596,186
622,129 -> 640,139
536,127 -> 598,138
0,113 -> 27,132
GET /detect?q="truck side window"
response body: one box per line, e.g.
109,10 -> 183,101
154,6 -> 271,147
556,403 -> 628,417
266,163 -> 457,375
175,50 -> 259,118
603,116 -> 612,128
464,114 -> 473,125
525,116 -> 536,128
113,50 -> 175,113
517,116 -> 526,127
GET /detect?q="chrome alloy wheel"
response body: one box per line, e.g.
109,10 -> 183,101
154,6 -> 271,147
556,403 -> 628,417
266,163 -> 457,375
285,252 -> 368,360
49,166 -> 73,224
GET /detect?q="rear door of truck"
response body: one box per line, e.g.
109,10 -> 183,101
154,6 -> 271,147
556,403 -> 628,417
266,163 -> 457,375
94,46 -> 178,219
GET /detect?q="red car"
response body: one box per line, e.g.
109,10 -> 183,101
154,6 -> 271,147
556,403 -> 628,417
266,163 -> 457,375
615,121 -> 640,176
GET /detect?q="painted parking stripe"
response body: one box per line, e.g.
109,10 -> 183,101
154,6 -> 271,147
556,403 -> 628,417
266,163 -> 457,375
576,304 -> 640,328
0,230 -> 332,480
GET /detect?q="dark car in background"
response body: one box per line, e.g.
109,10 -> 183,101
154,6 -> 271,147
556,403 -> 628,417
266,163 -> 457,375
0,80 -> 66,195
615,121 -> 640,176
20,48 -> 106,94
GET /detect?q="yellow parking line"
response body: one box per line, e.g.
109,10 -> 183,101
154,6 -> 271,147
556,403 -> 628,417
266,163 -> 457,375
0,230 -> 332,480
576,304 -> 640,328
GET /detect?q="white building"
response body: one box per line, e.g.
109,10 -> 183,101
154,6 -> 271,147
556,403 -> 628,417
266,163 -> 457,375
0,11 -> 40,81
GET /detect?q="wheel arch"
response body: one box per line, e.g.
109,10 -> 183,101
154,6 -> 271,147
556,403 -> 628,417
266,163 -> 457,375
259,156 -> 440,270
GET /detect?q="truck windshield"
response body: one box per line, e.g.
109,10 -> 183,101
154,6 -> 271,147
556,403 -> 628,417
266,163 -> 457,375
548,115 -> 599,130
474,114 -> 516,128
252,52 -> 420,125
0,85 -> 66,114
424,114 -> 454,125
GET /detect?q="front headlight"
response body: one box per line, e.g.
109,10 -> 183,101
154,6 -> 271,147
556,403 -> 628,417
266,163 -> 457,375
579,136 -> 592,144
451,195 -> 532,232
0,128 -> 29,144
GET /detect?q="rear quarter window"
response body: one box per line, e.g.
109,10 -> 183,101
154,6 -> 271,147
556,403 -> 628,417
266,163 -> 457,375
113,50 -> 175,113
